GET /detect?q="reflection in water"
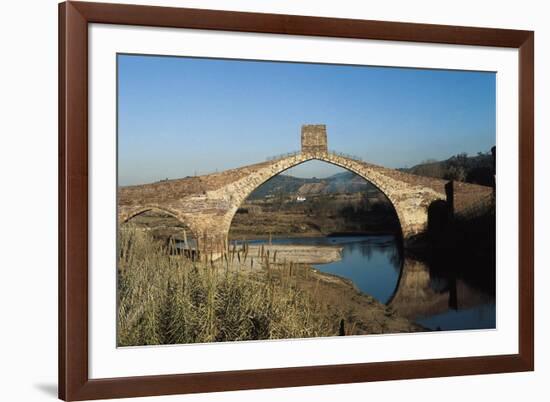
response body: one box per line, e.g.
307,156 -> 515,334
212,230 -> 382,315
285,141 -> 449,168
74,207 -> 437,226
249,235 -> 496,331
388,257 -> 495,330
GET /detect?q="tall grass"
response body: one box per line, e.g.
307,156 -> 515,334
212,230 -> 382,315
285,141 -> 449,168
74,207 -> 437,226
117,226 -> 335,346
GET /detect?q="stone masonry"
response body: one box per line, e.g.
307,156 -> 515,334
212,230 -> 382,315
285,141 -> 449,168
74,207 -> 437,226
301,124 -> 328,153
119,125 -> 492,250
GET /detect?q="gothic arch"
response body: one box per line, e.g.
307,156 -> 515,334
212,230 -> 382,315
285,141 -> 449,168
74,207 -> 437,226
221,153 -> 408,240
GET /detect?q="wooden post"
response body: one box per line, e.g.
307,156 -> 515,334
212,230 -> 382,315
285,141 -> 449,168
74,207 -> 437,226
445,180 -> 454,219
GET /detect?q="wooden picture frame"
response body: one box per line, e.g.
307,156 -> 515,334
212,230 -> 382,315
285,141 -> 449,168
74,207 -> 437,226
59,1 -> 534,400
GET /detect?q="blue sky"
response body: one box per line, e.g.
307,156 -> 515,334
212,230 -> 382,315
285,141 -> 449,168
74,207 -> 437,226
118,54 -> 495,186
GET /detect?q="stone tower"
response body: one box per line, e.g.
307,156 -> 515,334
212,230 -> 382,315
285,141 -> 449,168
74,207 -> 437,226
301,124 -> 328,153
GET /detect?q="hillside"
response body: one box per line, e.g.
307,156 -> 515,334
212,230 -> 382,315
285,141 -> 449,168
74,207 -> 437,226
404,151 -> 495,186
247,171 -> 376,200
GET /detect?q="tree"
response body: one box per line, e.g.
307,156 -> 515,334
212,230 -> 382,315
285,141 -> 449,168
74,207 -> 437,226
444,165 -> 466,182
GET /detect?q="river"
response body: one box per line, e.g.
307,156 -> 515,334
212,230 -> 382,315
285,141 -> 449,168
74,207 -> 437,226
247,235 -> 496,332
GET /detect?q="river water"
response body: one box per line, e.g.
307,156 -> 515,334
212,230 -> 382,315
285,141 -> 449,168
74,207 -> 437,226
248,235 -> 495,331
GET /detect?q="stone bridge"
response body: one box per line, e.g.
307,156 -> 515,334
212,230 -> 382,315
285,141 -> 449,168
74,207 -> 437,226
119,125 -> 492,250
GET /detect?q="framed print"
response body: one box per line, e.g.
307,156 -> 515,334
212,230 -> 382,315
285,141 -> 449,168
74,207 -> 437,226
59,1 -> 534,400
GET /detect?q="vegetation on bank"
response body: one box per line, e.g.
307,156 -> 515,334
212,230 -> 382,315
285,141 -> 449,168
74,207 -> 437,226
230,192 -> 399,239
117,226 -> 335,346
117,226 -> 421,346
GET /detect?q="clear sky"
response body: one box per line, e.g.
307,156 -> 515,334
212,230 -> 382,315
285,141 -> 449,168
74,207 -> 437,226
118,54 -> 495,186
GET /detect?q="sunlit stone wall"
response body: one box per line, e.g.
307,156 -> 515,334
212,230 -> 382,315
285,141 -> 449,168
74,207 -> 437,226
301,124 -> 328,153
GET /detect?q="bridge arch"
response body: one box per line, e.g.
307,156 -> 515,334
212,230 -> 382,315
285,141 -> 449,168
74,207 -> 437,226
120,205 -> 182,223
221,153 -> 408,241
119,205 -> 200,245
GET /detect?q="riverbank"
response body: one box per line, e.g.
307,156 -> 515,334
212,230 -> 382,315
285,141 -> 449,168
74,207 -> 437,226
118,227 -> 423,346
287,264 -> 423,335
245,244 -> 343,264
229,194 -> 400,239
228,230 -> 398,242
216,243 -> 423,335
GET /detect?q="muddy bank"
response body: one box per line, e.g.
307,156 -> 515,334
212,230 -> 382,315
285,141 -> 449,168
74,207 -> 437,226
303,267 -> 424,334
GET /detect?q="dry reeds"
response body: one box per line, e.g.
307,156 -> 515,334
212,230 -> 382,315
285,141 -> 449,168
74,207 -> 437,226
117,226 -> 334,346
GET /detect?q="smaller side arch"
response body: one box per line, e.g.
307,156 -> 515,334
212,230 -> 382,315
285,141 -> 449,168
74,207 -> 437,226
120,205 -> 182,224
119,206 -> 200,247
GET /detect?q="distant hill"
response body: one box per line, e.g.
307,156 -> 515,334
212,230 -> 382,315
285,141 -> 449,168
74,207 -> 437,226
403,151 -> 495,186
247,171 -> 376,200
